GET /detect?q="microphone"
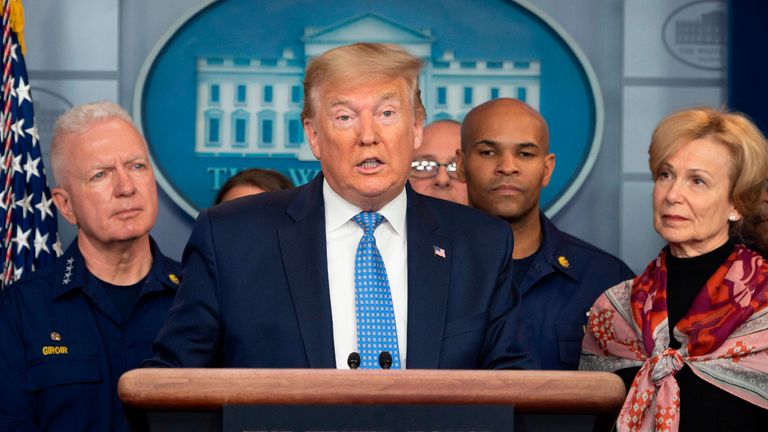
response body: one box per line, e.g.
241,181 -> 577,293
378,351 -> 393,369
347,352 -> 361,369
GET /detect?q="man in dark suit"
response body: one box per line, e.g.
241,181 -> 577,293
147,43 -> 534,370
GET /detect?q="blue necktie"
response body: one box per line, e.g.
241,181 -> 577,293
353,211 -> 401,369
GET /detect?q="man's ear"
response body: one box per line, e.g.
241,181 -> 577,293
304,119 -> 321,160
456,149 -> 467,183
412,115 -> 424,151
51,187 -> 77,225
541,153 -> 556,188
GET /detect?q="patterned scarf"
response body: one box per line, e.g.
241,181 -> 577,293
580,244 -> 768,432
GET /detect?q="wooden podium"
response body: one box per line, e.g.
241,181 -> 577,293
119,369 -> 626,431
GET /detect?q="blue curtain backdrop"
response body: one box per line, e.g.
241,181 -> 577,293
728,2 -> 768,134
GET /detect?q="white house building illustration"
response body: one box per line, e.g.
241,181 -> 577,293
194,13 -> 541,157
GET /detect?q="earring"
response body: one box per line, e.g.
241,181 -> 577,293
728,214 -> 738,222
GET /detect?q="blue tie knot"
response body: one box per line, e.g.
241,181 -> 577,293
353,211 -> 384,235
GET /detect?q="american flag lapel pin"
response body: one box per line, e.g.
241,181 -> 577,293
433,245 -> 446,259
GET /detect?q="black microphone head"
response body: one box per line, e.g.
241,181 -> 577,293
378,351 -> 393,369
347,352 -> 361,369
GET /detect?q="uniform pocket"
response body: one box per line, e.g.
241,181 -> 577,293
555,323 -> 585,366
26,357 -> 101,391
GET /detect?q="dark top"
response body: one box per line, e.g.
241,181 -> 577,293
512,249 -> 538,289
97,274 -> 146,323
616,240 -> 768,431
518,214 -> 634,370
145,176 -> 536,370
0,238 -> 181,432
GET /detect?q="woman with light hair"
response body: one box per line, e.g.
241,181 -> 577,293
580,107 -> 768,431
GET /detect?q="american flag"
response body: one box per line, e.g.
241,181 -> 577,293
0,0 -> 61,289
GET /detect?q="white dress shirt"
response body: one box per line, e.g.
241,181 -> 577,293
323,179 -> 408,369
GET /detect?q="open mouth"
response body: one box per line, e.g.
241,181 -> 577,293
357,158 -> 384,169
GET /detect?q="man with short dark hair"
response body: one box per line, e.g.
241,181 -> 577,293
458,98 -> 633,370
148,43 -> 534,370
0,101 -> 181,431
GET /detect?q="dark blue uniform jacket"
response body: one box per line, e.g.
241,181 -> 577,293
519,215 -> 634,370
0,238 -> 180,432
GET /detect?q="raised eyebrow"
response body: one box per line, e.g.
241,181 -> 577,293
89,163 -> 114,171
686,168 -> 713,178
329,101 -> 351,110
378,92 -> 399,103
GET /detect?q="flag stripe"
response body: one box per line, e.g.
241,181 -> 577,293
0,0 -> 61,288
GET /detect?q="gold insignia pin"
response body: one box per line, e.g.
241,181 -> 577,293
169,274 -> 180,285
558,256 -> 570,268
50,331 -> 61,341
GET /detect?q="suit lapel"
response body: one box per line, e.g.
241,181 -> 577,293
405,188 -> 451,369
278,175 -> 336,368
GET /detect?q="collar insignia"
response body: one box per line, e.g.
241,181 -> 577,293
62,257 -> 75,285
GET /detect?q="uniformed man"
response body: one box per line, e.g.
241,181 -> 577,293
457,98 -> 634,370
0,101 -> 181,431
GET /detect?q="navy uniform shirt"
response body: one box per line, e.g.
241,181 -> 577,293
518,214 -> 634,370
0,238 -> 180,432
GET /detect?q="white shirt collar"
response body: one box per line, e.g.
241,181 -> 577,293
323,178 -> 407,236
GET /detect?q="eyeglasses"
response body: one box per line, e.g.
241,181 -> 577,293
410,160 -> 458,179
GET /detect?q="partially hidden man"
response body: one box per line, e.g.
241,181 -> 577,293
147,43 -> 535,370
457,98 -> 633,370
0,102 -> 181,431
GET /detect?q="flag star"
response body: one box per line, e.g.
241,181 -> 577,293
26,123 -> 39,147
7,76 -> 15,99
35,194 -> 54,221
23,156 -> 40,182
13,265 -> 24,282
9,42 -> 18,62
12,226 -> 31,253
11,118 -> 25,142
15,77 -> 32,105
11,154 -> 23,174
33,229 -> 50,258
52,238 -> 64,257
15,192 -> 34,219
0,190 -> 6,211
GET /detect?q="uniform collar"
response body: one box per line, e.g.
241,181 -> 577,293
537,214 -> 579,282
52,236 -> 179,299
517,213 -> 579,296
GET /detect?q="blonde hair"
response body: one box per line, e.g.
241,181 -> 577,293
300,43 -> 425,123
50,101 -> 139,183
648,107 -> 768,219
